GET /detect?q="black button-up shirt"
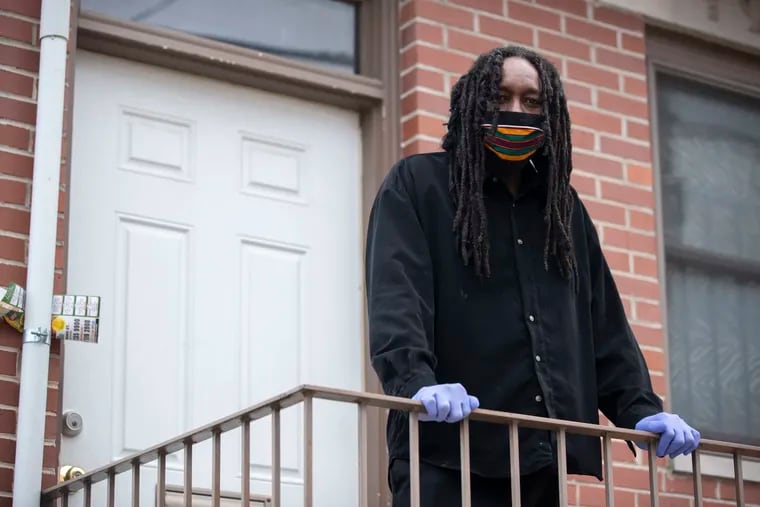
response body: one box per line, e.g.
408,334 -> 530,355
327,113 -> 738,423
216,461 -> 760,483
365,151 -> 662,479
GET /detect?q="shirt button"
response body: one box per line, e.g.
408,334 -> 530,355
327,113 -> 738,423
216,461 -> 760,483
528,314 -> 535,322
535,395 -> 543,403
535,355 -> 542,362
517,238 -> 524,245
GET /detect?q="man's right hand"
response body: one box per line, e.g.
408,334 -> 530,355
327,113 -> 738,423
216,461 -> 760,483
411,383 -> 480,423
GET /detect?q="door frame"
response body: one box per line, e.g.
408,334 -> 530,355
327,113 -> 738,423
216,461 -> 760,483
60,1 -> 400,505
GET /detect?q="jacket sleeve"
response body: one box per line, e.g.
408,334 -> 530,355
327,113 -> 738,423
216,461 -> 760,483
365,161 -> 437,398
582,203 -> 663,429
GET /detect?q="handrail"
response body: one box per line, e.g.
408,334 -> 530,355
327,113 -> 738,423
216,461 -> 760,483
41,384 -> 760,506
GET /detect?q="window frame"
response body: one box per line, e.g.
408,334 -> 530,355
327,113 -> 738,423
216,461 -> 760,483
647,25 -> 760,482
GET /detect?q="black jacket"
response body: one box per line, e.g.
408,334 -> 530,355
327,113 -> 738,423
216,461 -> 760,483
365,151 -> 662,479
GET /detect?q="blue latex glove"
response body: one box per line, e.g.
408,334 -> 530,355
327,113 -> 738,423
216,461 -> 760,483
635,412 -> 700,458
412,383 -> 480,423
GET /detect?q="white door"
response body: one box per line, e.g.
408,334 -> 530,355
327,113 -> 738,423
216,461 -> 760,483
61,51 -> 363,507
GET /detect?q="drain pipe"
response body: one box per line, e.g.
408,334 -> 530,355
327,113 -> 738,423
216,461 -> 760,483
12,0 -> 71,505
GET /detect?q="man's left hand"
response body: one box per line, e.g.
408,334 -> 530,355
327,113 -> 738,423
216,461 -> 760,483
635,412 -> 700,458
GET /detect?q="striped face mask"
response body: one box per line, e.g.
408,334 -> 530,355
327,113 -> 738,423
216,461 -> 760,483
482,111 -> 546,164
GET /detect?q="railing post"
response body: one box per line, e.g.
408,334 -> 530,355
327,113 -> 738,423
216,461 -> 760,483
304,394 -> 314,507
460,419 -> 471,507
132,461 -> 140,507
509,422 -> 520,506
358,403 -> 369,507
692,450 -> 703,507
241,418 -> 251,507
157,451 -> 167,507
409,412 -> 421,507
212,429 -> 222,507
272,407 -> 281,507
647,442 -> 659,507
734,452 -> 745,507
557,429 -> 568,507
184,441 -> 193,507
603,435 -> 614,507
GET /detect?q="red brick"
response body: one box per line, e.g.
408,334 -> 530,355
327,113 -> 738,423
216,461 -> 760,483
570,172 -> 597,197
571,126 -> 595,151
0,206 -> 30,234
624,76 -> 648,98
596,47 -> 646,74
508,2 -> 561,31
626,164 -> 652,187
719,479 -> 760,502
656,494 -> 693,507
538,30 -> 591,61
627,119 -> 650,141
0,264 -> 25,288
45,384 -> 58,412
42,442 -> 56,468
402,44 -> 474,75
582,199 -> 626,226
642,348 -> 665,373
0,15 -> 34,45
44,413 -> 56,439
0,45 -> 39,72
400,0 -> 475,30
402,138 -> 439,156
567,60 -> 619,90
573,151 -> 623,179
565,17 -> 617,47
603,247 -> 630,272
54,243 -> 64,269
402,67 -> 447,93
447,29 -> 501,56
535,0 -> 588,17
4,97 -> 37,127
0,124 -> 29,151
613,465 -> 655,490
0,467 -> 11,494
479,16 -> 534,46
403,138 -> 442,157
622,32 -> 645,54
592,5 -> 644,32
0,0 -> 41,18
578,484 -> 637,507
403,114 -> 446,142
47,355 -> 60,384
0,409 -> 14,434
563,81 -> 592,105
0,70 -> 33,97
603,227 -> 657,255
451,0 -> 504,15
0,179 -> 26,206
0,380 -> 18,406
0,350 -> 16,377
600,136 -> 651,163
630,209 -> 655,231
598,90 -> 648,119
0,439 -> 13,464
633,324 -> 666,349
569,105 -> 622,135
402,90 -> 450,117
402,21 -> 443,48
0,150 -> 33,178
634,301 -> 659,322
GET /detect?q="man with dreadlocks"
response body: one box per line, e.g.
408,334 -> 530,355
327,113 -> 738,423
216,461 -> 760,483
365,46 -> 700,507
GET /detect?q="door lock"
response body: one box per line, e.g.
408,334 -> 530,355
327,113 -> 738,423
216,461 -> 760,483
62,410 -> 83,437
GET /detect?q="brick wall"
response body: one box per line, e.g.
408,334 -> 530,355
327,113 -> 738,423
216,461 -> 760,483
0,0 -> 68,502
399,0 -> 759,505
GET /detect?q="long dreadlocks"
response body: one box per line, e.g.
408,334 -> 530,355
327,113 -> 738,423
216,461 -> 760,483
442,45 -> 577,283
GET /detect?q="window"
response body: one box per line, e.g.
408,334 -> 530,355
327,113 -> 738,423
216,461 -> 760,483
655,71 -> 760,446
82,0 -> 359,73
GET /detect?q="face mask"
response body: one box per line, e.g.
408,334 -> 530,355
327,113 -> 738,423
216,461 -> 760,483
482,111 -> 546,166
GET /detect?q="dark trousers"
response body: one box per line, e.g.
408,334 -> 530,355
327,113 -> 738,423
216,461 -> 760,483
390,459 -> 560,507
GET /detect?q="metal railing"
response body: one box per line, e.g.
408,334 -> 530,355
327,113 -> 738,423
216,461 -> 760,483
41,384 -> 760,506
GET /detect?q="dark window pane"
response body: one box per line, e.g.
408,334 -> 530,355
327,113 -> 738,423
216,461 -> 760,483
82,0 -> 358,73
656,71 -> 760,445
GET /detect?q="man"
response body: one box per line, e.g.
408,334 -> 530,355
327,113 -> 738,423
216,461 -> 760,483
365,46 -> 700,507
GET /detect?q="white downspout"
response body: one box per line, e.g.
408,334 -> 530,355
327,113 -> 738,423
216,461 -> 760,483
12,1 -> 71,506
